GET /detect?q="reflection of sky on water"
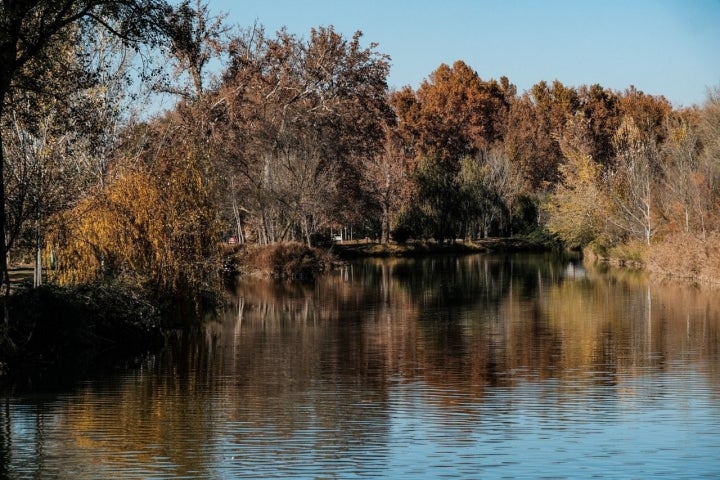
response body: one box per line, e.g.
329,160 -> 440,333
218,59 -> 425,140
386,370 -> 720,478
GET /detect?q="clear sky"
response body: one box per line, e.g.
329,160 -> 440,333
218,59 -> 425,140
207,0 -> 720,108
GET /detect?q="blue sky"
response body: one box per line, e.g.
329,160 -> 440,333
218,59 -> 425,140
207,0 -> 720,108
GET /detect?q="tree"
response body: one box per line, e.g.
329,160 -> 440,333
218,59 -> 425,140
218,26 -> 391,245
618,86 -> 672,147
0,0 -> 170,341
396,61 -> 513,165
406,156 -> 463,243
161,0 -> 228,99
545,138 -> 608,248
606,116 -> 659,245
504,80 -> 578,191
694,87 -> 720,235
457,149 -> 517,239
576,84 -> 620,167
48,106 -> 222,302
361,123 -> 410,244
660,112 -> 704,234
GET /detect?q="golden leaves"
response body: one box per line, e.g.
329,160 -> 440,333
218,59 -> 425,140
47,139 -> 221,298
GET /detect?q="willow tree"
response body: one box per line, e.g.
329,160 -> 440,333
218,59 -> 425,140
47,105 -> 222,301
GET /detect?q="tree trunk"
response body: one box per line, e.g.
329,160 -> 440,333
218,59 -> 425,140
380,203 -> 389,244
0,113 -> 8,289
0,97 -> 14,352
34,222 -> 42,288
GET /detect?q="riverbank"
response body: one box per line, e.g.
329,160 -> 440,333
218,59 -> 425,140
584,233 -> 720,285
1,281 -> 163,386
331,236 -> 556,259
224,235 -> 558,278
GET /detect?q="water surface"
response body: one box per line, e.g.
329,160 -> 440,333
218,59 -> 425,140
2,253 -> 719,478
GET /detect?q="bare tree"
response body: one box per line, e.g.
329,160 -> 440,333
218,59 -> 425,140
606,116 -> 659,245
361,124 -> 409,244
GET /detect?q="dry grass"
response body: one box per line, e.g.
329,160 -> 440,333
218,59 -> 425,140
647,233 -> 720,284
228,242 -> 332,278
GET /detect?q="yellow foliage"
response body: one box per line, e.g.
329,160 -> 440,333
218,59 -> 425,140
47,144 -> 221,298
544,149 -> 609,248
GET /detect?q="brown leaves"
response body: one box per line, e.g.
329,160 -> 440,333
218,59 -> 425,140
397,61 -> 513,164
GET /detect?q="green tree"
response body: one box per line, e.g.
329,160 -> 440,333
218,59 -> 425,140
407,156 -> 463,243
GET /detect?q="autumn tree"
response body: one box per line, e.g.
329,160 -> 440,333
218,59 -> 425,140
618,86 -> 672,147
658,111 -> 705,234
390,62 -> 518,242
697,88 -> 720,232
161,0 -> 228,98
48,104 -> 222,302
606,116 -> 659,245
504,80 -> 577,191
361,123 -> 411,244
545,115 -> 609,248
576,84 -> 621,167
396,60 -> 513,165
0,0 -> 170,277
217,26 -> 391,245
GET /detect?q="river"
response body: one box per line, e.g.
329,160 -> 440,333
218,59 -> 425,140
1,253 -> 719,479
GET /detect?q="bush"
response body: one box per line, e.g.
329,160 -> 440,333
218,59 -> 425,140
511,195 -> 538,235
648,233 -> 720,282
233,242 -> 331,278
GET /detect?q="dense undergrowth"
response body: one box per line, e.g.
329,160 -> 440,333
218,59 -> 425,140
583,233 -> 720,285
1,281 -> 163,384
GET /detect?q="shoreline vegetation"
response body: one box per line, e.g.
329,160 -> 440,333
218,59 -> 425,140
2,281 -> 163,386
222,232 -> 562,278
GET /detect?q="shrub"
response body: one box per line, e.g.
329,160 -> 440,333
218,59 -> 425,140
3,281 -> 162,372
235,242 -> 331,278
648,233 -> 720,283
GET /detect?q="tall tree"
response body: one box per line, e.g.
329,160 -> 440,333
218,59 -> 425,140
361,123 -> 410,244
607,116 -> 659,245
545,122 -> 608,248
576,84 -> 620,167
0,0 -> 169,342
218,26 -> 391,245
505,80 -> 578,191
162,0 -> 228,98
397,60 -> 513,165
660,112 -> 703,234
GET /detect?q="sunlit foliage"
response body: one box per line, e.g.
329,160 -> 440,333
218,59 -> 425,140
47,118 -> 221,300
